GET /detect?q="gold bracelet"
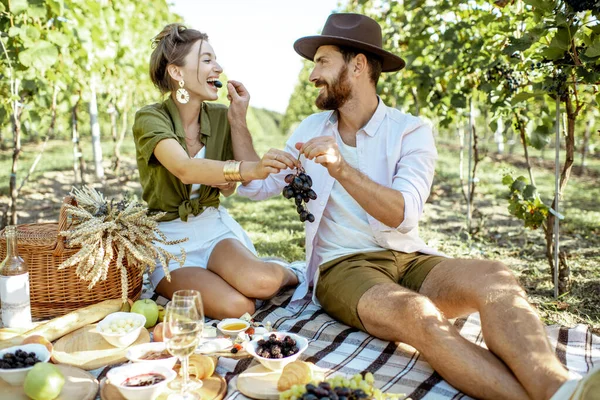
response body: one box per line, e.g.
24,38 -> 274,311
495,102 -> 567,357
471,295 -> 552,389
223,160 -> 243,182
223,160 -> 235,182
237,160 -> 244,181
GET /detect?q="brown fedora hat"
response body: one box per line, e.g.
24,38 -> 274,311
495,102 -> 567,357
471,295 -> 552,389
294,13 -> 405,72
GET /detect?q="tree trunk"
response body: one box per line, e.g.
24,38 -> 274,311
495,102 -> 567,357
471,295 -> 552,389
458,123 -> 469,204
8,93 -> 23,226
468,114 -> 481,234
113,95 -> 130,176
89,76 -> 105,181
109,102 -> 118,143
545,95 -> 577,295
72,97 -> 86,185
410,87 -> 420,116
514,112 -> 536,187
494,118 -> 505,154
579,114 -> 594,174
18,84 -> 59,193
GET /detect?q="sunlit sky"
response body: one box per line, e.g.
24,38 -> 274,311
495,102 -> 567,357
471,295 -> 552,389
169,0 -> 343,113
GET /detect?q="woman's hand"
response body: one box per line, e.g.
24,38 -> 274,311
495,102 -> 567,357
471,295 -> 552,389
249,148 -> 300,180
227,80 -> 250,127
210,182 -> 237,197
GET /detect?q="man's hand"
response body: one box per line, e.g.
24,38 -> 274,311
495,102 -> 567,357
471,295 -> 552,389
210,182 -> 237,197
296,137 -> 346,178
227,80 -> 250,128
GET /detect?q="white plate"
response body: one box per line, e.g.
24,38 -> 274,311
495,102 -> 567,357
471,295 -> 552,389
196,338 -> 233,354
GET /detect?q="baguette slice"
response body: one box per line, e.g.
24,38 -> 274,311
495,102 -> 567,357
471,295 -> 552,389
0,299 -> 122,349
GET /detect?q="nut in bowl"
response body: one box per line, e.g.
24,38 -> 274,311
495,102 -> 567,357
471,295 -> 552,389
245,332 -> 308,371
106,363 -> 176,400
217,318 -> 250,337
0,343 -> 51,386
126,342 -> 177,370
97,311 -> 146,348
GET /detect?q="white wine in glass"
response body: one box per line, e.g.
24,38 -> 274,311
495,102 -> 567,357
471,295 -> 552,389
171,290 -> 205,390
164,300 -> 201,400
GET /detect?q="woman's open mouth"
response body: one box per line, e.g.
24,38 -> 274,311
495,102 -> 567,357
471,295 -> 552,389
207,78 -> 222,89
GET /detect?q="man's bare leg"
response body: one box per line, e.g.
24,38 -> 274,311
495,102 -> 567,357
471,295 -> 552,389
419,259 -> 570,400
357,283 -> 530,400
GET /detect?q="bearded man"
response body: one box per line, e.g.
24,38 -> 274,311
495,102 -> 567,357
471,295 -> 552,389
238,13 -> 598,400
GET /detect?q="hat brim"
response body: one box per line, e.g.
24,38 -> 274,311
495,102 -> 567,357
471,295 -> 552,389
294,35 -> 405,72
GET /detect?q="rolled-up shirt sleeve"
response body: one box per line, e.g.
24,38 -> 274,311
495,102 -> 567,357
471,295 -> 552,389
132,109 -> 178,166
392,121 -> 437,233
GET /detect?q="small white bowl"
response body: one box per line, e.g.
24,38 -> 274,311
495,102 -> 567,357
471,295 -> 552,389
107,363 -> 176,400
97,312 -> 146,348
245,332 -> 308,371
126,342 -> 177,370
217,318 -> 250,337
0,344 -> 51,386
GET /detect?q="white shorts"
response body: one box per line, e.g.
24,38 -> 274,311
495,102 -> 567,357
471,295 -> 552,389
149,206 -> 256,288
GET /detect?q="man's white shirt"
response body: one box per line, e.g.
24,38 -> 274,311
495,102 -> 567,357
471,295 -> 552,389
238,97 -> 444,305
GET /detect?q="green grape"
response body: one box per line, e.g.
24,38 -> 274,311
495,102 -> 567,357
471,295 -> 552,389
365,372 -> 375,384
292,384 -> 306,397
359,380 -> 371,391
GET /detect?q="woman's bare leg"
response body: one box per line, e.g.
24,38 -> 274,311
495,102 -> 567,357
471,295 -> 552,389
155,267 -> 255,319
207,238 -> 298,300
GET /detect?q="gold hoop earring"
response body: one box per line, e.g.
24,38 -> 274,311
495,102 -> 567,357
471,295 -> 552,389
176,80 -> 189,104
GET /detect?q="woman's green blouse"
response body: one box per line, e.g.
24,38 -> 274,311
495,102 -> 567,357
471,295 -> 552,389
132,97 -> 234,222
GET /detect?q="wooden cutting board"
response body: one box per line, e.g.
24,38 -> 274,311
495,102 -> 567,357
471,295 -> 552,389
52,324 -> 150,370
196,337 -> 251,360
237,364 -> 325,400
0,364 -> 98,400
99,373 -> 227,400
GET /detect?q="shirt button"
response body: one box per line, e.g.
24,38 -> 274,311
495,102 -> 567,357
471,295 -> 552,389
320,201 -> 325,206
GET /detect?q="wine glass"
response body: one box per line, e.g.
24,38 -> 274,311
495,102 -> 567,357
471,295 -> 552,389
172,290 -> 205,389
163,299 -> 201,400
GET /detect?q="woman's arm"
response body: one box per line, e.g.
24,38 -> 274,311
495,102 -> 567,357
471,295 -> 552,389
226,80 -> 260,162
153,138 -> 298,185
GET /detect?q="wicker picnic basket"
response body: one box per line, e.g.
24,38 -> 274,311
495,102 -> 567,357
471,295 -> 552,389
0,197 -> 142,319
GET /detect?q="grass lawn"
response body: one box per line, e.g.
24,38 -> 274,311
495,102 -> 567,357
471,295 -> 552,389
0,131 -> 598,331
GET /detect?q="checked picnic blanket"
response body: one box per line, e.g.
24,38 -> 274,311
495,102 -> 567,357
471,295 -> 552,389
87,284 -> 600,400
213,288 -> 600,399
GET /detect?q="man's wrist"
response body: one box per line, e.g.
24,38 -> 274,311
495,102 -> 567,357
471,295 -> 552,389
333,159 -> 352,181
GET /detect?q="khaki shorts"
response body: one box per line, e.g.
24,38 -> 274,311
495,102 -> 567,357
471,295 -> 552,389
316,250 -> 447,332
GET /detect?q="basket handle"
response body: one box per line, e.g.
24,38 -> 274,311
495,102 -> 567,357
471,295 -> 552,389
53,196 -> 77,257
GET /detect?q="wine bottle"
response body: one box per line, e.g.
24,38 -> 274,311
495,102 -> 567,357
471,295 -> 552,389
0,225 -> 32,328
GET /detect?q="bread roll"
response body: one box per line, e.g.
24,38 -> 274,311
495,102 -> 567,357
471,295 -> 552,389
277,360 -> 312,391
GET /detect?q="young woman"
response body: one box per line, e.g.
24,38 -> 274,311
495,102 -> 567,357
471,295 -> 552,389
133,23 -> 300,319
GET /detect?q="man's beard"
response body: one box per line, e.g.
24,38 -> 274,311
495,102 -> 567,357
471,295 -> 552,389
315,65 -> 352,110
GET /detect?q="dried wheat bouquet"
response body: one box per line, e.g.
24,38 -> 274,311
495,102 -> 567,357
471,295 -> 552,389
58,186 -> 187,301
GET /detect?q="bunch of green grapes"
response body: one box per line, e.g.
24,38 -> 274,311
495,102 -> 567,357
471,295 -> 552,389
279,372 -> 405,400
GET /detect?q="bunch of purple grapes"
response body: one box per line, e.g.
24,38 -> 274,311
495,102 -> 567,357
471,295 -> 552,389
282,168 -> 317,223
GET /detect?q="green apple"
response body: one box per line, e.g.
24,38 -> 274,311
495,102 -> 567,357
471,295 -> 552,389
157,305 -> 166,323
24,363 -> 65,400
131,299 -> 159,328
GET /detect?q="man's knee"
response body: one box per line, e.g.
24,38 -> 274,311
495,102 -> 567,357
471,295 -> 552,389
477,261 -> 526,304
359,287 -> 448,344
